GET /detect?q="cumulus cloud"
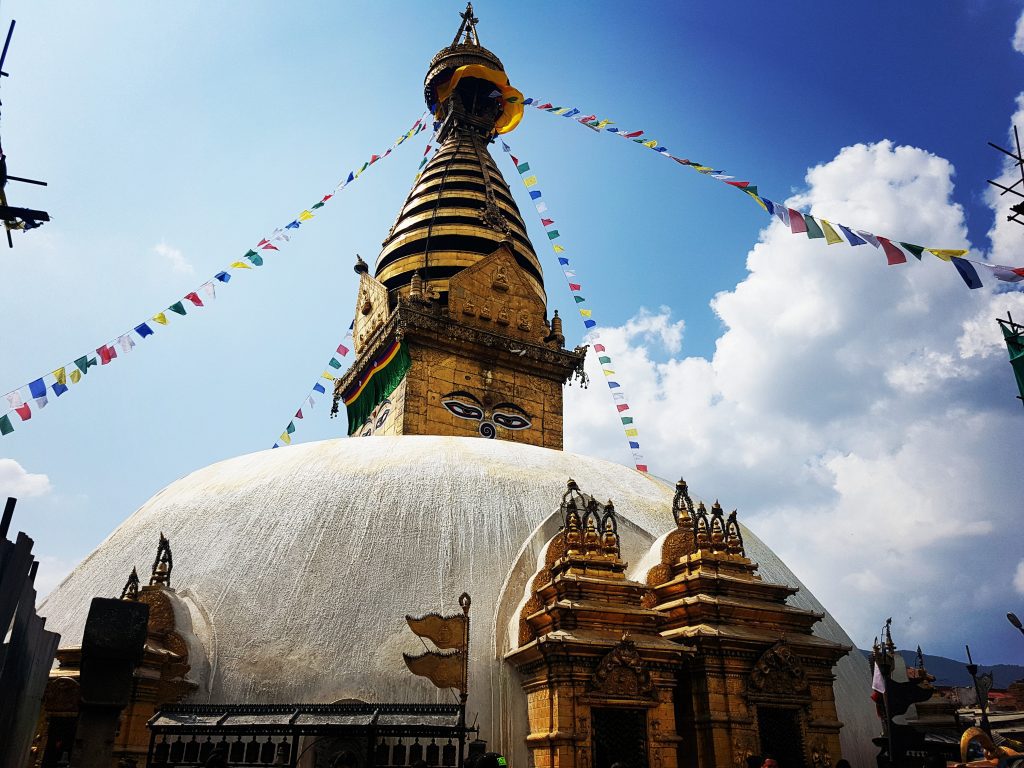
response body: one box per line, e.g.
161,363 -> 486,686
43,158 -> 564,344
1015,8 -> 1024,54
565,139 -> 1024,660
154,241 -> 194,275
1015,561 -> 1024,596
0,458 -> 53,497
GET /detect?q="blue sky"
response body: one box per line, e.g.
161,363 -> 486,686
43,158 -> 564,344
3,2 -> 1024,666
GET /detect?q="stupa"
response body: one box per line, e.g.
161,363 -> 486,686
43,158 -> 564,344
33,6 -> 877,768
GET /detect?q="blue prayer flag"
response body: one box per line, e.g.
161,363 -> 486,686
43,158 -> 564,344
52,382 -> 68,397
653,146 -> 667,152
629,441 -> 640,449
952,258 -> 983,289
763,199 -> 775,215
608,381 -> 620,388
523,98 -> 533,105
29,378 -> 46,399
558,257 -> 570,265
346,172 -> 355,183
313,383 -> 326,394
584,319 -> 596,328
286,220 -> 300,229
272,443 -> 279,449
563,108 -> 580,118
215,271 -> 231,283
838,225 -> 866,246
135,323 -> 154,338
607,128 -> 620,133
501,141 -> 511,152
530,190 -> 542,199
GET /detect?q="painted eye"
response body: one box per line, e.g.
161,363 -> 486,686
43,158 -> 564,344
442,399 -> 484,421
492,412 -> 532,430
361,427 -> 373,437
375,408 -> 391,429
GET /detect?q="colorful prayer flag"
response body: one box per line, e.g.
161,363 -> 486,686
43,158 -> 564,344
185,292 -> 203,307
541,218 -> 554,226
329,358 -> 342,369
337,343 -> 350,356
246,252 -> 265,266
279,431 -> 291,445
927,248 -> 968,261
517,162 -> 530,173
594,344 -> 606,352
553,245 -> 565,253
52,381 -> 68,397
322,371 -> 336,381
629,441 -> 640,449
804,215 -> 825,239
298,210 -> 314,221
169,301 -> 187,316
0,414 -> 12,436
70,369 -> 81,384
53,368 -> 67,386
608,381 -> 620,388
603,369 -> 615,376
215,271 -> 231,282
635,464 -> 648,473
118,334 -> 136,353
569,283 -> 581,291
856,230 -> 881,248
838,225 -> 866,246
624,428 -> 639,437
313,383 -> 327,394
15,402 -> 31,421
820,220 -> 844,245
547,230 -> 560,240
616,403 -> 629,412
877,237 -> 907,266
621,416 -> 633,425
899,242 -> 925,260
97,345 -> 117,365
230,261 -> 252,270
584,319 -> 596,328
951,257 -> 983,289
523,175 -> 538,187
152,312 -> 169,325
579,309 -> 592,317
789,210 -> 808,235
74,355 -> 97,374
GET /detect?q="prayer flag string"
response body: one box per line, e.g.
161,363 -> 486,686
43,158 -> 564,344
501,139 -> 648,474
520,97 -> 1024,291
0,114 -> 428,437
273,323 -> 354,448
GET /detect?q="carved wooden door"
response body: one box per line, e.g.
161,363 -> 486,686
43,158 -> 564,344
591,707 -> 648,768
756,706 -> 806,768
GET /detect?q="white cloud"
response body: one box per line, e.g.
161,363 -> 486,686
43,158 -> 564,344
154,241 -> 194,275
1015,560 -> 1024,595
32,555 -> 77,599
0,458 -> 52,498
565,139 -> 1024,658
1014,8 -> 1024,54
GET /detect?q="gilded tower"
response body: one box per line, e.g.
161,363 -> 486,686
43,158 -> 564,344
333,5 -> 586,448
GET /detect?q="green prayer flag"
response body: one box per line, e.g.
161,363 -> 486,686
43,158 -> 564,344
574,296 -> 585,303
286,421 -> 296,434
329,357 -> 342,369
311,201 -> 325,210
245,249 -> 258,259
0,414 -> 12,436
899,242 -> 925,260
74,355 -> 97,374
169,301 -> 187,316
246,252 -> 264,266
599,356 -> 612,364
547,230 -> 560,240
516,162 -> 530,173
999,319 -> 1024,402
804,215 -> 825,239
620,416 -> 633,425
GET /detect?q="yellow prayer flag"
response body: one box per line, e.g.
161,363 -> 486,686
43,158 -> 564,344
298,210 -> 314,221
53,368 -> 67,386
523,175 -> 538,187
692,165 -> 713,173
70,369 -> 81,384
152,312 -> 168,325
230,261 -> 252,270
553,107 -> 570,115
642,139 -> 658,148
595,119 -> 613,129
279,432 -> 292,445
821,220 -> 844,245
579,309 -> 592,317
553,245 -> 565,253
625,428 -> 639,437
603,369 -> 615,376
745,192 -> 768,211
322,371 -> 336,381
927,248 -> 968,262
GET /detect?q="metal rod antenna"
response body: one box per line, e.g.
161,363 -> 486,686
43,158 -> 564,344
0,20 -> 15,76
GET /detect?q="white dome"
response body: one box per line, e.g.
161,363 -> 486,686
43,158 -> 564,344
39,436 -> 876,765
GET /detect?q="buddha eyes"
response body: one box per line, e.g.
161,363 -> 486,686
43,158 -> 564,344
492,412 -> 531,430
375,408 -> 391,428
442,399 -> 484,421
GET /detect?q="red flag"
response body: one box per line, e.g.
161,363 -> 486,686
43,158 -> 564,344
258,238 -> 269,247
321,194 -> 333,203
295,409 -> 303,420
541,218 -> 554,226
337,343 -> 350,356
877,237 -> 907,265
423,144 -> 432,156
536,103 -> 553,110
594,344 -> 606,352
616,404 -> 629,412
569,283 -> 581,291
623,130 -> 644,139
369,154 -> 381,164
725,180 -> 750,188
185,292 -> 203,307
672,157 -> 692,166
578,114 -> 596,122
97,345 -> 117,365
635,464 -> 648,473
510,154 -> 520,165
15,402 -> 31,421
261,242 -> 279,251
789,210 -> 808,234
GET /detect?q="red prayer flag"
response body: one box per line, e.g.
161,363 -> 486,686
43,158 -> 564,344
877,237 -> 908,265
537,103 -> 553,110
594,344 -> 606,352
541,218 -> 554,226
295,409 -> 303,419
725,180 -> 750,188
623,130 -> 644,138
672,158 -> 692,166
337,343 -> 350,356
789,210 -> 808,234
369,154 -> 380,164
258,239 -> 269,247
616,404 -> 629,412
635,464 -> 648,473
260,242 -> 279,251
185,292 -> 203,307
321,194 -> 332,203
15,402 -> 31,421
510,154 -> 520,165
569,283 -> 581,291
578,114 -> 596,122
97,345 -> 116,365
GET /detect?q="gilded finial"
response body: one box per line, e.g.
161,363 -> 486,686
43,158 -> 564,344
453,2 -> 481,47
725,509 -> 745,556
353,254 -> 369,275
149,532 -> 173,587
672,478 -> 695,528
120,567 -> 140,601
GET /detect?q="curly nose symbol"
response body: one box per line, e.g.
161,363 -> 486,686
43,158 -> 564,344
479,421 -> 496,439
